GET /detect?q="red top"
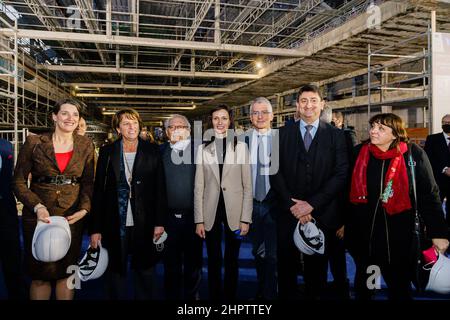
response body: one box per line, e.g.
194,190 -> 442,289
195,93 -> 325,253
55,151 -> 73,173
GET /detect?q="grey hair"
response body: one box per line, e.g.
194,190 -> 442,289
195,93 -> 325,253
320,105 -> 333,124
442,114 -> 450,121
164,114 -> 191,130
249,97 -> 273,114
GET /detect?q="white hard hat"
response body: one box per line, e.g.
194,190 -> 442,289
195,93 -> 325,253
425,253 -> 450,294
32,216 -> 71,262
293,219 -> 325,255
153,231 -> 168,252
78,242 -> 109,281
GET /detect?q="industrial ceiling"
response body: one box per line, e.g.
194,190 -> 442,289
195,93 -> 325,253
1,0 -> 450,122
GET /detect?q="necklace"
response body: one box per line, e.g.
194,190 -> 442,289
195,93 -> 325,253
123,152 -> 135,199
123,152 -> 134,184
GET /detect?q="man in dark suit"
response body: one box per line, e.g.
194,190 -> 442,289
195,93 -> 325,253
424,114 -> 450,239
244,97 -> 278,300
0,138 -> 26,299
271,84 -> 349,299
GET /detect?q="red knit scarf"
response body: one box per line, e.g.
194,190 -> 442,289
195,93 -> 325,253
350,142 -> 411,215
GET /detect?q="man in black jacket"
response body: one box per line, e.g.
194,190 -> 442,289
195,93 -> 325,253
424,114 -> 450,239
161,114 -> 203,300
271,85 -> 349,299
0,138 -> 26,299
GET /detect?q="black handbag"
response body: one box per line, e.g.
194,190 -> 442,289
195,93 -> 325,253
408,149 -> 431,293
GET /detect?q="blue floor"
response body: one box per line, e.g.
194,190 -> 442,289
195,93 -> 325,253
1,226 -> 450,300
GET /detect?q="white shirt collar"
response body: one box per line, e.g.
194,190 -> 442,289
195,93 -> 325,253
253,128 -> 271,137
300,118 -> 320,129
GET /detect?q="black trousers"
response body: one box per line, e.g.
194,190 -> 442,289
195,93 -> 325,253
249,200 -> 277,299
277,213 -> 333,300
354,257 -> 412,300
277,214 -> 301,300
327,230 -> 349,298
105,227 -> 156,300
205,209 -> 241,301
0,200 -> 26,300
353,209 -> 413,300
163,211 -> 203,300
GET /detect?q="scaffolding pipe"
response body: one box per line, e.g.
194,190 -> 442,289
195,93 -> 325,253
214,0 -> 220,44
367,43 -> 371,120
427,26 -> 432,130
371,32 -> 427,55
376,71 -> 424,75
378,87 -> 426,91
13,19 -> 18,162
370,53 -> 418,59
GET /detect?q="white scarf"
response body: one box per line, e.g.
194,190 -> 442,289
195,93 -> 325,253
170,139 -> 190,152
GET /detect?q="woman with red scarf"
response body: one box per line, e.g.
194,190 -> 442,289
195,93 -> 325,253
346,113 -> 448,300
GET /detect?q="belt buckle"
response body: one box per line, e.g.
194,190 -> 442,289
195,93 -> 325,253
54,174 -> 65,185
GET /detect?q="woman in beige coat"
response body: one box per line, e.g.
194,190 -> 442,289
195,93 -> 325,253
194,105 -> 252,301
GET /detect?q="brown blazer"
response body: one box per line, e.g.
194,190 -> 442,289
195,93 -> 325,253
194,140 -> 253,232
14,133 -> 95,217
13,132 -> 94,280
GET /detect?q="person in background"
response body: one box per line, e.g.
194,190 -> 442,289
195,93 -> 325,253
346,113 -> 448,300
0,138 -> 26,300
319,105 -> 333,124
13,98 -> 95,300
245,97 -> 278,300
332,111 -> 357,149
161,114 -> 203,300
194,105 -> 252,301
89,108 -> 167,300
320,106 -> 351,299
424,114 -> 450,240
271,84 -> 349,300
139,126 -> 156,143
76,117 -> 87,136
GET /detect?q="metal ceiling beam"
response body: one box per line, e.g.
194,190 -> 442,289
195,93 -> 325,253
1,29 -> 306,57
73,0 -> 109,64
251,0 -> 323,47
94,101 -> 198,105
277,0 -> 366,48
37,65 -> 260,80
22,0 -> 84,62
63,83 -> 232,92
100,105 -> 197,110
221,0 -> 323,71
171,0 -> 214,70
200,0 -> 277,70
74,93 -> 213,99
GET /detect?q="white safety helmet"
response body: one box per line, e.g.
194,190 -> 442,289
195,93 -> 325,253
32,216 -> 71,262
425,253 -> 450,294
78,242 -> 109,281
293,219 -> 325,255
153,231 -> 168,252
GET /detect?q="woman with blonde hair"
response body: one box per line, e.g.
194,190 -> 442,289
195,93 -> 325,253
89,108 -> 167,299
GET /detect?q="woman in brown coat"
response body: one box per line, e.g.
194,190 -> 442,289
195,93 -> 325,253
13,99 -> 95,300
